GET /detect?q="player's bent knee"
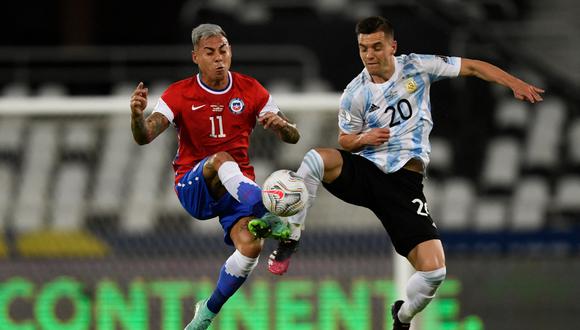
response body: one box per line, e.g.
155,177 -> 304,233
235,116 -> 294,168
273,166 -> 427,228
209,151 -> 235,168
420,267 -> 446,288
414,254 -> 446,271
314,148 -> 340,164
232,231 -> 263,257
235,239 -> 263,258
314,148 -> 343,182
408,239 -> 446,271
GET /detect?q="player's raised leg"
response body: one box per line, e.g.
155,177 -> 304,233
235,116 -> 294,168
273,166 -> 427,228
392,239 -> 446,329
206,151 -> 289,239
207,151 -> 266,215
185,217 -> 262,330
268,148 -> 343,275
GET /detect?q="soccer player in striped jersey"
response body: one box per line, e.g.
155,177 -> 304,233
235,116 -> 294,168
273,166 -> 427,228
255,16 -> 544,330
129,23 -> 300,330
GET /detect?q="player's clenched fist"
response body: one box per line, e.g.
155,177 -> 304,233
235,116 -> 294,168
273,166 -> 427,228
130,82 -> 149,116
362,127 -> 390,146
258,112 -> 288,130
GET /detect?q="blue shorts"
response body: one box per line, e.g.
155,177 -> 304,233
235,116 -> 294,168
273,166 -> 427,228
176,157 -> 254,246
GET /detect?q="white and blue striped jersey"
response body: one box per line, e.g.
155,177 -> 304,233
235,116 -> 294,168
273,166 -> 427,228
338,53 -> 461,174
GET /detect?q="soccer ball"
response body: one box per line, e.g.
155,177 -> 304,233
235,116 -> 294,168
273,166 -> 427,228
261,170 -> 308,217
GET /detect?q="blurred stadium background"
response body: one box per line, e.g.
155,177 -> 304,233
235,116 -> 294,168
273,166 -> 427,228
1,0 -> 579,329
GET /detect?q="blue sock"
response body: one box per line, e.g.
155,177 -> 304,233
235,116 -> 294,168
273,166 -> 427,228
206,250 -> 258,313
218,161 -> 267,217
206,265 -> 246,313
237,182 -> 267,217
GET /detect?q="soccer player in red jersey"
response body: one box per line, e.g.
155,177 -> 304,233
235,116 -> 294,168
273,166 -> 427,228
129,23 -> 300,329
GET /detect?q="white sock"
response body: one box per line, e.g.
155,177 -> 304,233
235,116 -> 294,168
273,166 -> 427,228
398,267 -> 447,323
286,149 -> 324,239
217,161 -> 261,204
224,250 -> 259,277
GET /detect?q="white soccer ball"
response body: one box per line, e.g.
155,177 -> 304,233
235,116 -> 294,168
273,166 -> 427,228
261,170 -> 308,217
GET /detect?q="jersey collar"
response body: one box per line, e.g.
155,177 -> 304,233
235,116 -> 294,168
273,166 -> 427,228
196,71 -> 233,95
364,56 -> 400,86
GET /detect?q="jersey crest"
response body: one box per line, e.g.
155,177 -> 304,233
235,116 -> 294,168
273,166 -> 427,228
229,98 -> 245,114
404,77 -> 418,93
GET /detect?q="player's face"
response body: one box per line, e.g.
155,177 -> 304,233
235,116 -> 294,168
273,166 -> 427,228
192,35 -> 232,86
358,31 -> 397,83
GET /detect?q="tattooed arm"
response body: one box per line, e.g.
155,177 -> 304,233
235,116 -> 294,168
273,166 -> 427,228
130,82 -> 170,145
258,111 -> 300,144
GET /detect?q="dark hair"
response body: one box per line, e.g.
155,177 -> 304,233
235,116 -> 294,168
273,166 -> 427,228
355,16 -> 394,38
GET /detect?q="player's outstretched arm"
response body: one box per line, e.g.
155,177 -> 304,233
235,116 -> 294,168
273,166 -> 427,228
258,111 -> 300,144
459,58 -> 545,103
130,82 -> 170,145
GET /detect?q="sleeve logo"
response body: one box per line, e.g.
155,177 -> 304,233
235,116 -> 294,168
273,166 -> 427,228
339,109 -> 352,123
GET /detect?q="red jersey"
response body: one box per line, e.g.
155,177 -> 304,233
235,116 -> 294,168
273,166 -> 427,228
153,71 -> 279,184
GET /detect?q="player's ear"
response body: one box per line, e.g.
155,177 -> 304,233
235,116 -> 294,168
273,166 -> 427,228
191,50 -> 198,65
391,40 -> 397,55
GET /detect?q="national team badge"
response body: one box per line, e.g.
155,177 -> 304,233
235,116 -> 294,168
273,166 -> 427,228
405,78 -> 418,93
228,98 -> 245,114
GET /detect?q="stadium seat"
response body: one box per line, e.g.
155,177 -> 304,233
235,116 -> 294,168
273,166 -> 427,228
494,97 -> 530,133
63,120 -> 97,151
566,117 -> 580,170
473,197 -> 507,231
268,80 -> 297,93
1,83 -> 30,96
91,114 -> 135,215
303,78 -> 332,93
553,175 -> 580,214
159,169 -> 181,214
438,178 -> 476,230
480,136 -> 521,192
149,80 -> 171,96
423,179 -> 441,220
0,164 -> 13,230
510,176 -> 549,231
111,82 -> 136,96
0,117 -> 25,155
523,98 -> 566,171
12,122 -> 59,233
429,137 -> 453,177
62,120 -> 97,160
204,0 -> 243,14
51,163 -> 89,231
120,131 -> 172,233
37,83 -> 68,96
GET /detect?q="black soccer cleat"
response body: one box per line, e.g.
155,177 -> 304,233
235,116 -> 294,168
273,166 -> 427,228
391,300 -> 411,330
268,239 -> 299,275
